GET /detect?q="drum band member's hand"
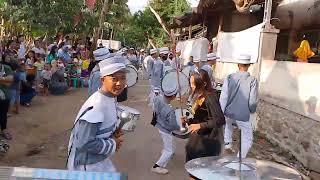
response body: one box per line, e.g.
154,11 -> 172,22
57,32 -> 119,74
113,129 -> 124,138
113,135 -> 124,152
180,116 -> 187,125
189,124 -> 201,133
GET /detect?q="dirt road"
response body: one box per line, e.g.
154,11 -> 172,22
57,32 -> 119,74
0,79 -> 189,179
0,77 -> 308,180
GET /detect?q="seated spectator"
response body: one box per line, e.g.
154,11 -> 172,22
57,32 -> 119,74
49,68 -> 69,95
41,63 -> 52,96
25,50 -> 36,83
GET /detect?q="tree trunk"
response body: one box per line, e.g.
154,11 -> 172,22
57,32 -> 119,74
92,0 -> 110,50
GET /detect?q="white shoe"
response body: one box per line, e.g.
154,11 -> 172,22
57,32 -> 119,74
151,167 -> 169,174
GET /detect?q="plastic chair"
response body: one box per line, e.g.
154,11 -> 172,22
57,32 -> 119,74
70,77 -> 84,88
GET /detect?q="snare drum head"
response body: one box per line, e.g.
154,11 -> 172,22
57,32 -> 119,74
161,70 -> 189,97
126,65 -> 138,87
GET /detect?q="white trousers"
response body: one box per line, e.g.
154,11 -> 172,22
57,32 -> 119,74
224,117 -> 253,158
67,149 -> 116,172
156,129 -> 175,168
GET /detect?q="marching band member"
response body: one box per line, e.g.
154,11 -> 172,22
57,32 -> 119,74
171,50 -> 183,71
150,50 -> 163,89
159,47 -> 171,66
88,47 -> 113,96
151,85 -> 181,175
201,53 -> 219,88
67,56 -> 129,172
145,49 -> 158,81
219,54 -> 258,158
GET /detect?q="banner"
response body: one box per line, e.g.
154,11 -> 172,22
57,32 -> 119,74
177,37 -> 209,65
97,39 -> 122,50
217,23 -> 265,64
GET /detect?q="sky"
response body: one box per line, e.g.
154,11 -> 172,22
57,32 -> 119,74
127,0 -> 200,14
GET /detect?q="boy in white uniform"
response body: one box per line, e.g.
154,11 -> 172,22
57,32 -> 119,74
67,56 -> 128,172
151,85 -> 181,174
219,54 -> 258,158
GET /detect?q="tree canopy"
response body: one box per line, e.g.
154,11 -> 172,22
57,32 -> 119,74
118,0 -> 191,48
0,0 -> 190,48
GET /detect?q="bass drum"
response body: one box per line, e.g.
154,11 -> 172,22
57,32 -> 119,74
126,65 -> 138,87
161,70 -> 189,97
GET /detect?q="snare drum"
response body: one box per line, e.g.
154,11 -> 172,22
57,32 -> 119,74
161,70 -> 189,97
116,105 -> 140,132
172,108 -> 193,139
126,65 -> 138,87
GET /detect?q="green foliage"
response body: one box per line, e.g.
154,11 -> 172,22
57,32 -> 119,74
0,0 -> 130,38
119,0 -> 191,48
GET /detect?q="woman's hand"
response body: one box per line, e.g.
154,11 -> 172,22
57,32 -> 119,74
189,124 -> 201,133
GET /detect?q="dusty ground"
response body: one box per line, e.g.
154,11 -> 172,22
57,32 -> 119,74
0,76 -> 311,179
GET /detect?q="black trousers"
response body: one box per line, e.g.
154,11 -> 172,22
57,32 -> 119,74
0,99 -> 10,131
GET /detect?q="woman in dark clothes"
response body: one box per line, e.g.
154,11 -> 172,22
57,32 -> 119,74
183,69 -> 226,180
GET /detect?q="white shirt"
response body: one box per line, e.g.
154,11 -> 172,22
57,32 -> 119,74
18,42 -> 26,59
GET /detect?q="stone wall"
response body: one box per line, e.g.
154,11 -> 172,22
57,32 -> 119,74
257,100 -> 320,173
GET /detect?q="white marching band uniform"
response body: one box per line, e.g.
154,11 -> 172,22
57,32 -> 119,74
201,53 -> 219,88
68,56 -> 129,172
219,54 -> 259,158
152,85 -> 180,174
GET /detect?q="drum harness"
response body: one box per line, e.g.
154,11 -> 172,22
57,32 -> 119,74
66,106 -> 93,170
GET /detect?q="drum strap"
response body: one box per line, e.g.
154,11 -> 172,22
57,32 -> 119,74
66,106 -> 93,169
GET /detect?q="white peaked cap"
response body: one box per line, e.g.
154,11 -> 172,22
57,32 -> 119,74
93,47 -> 112,61
99,57 -> 129,77
201,64 -> 213,78
163,85 -> 178,97
159,47 -> 170,55
236,54 -> 252,64
207,53 -> 220,61
150,48 -> 158,55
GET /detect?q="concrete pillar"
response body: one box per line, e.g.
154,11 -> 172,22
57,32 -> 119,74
260,28 -> 280,60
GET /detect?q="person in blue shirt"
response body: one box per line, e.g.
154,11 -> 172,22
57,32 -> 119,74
57,45 -> 72,64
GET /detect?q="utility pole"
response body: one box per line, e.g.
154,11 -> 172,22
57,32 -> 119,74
264,0 -> 273,29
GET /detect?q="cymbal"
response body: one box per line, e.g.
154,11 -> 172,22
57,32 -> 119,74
185,156 -> 302,180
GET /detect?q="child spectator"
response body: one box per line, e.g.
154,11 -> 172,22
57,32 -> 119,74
42,64 -> 52,96
151,85 -> 181,175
